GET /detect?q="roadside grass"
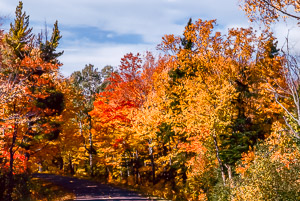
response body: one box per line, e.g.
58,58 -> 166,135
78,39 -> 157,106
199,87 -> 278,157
29,177 -> 75,201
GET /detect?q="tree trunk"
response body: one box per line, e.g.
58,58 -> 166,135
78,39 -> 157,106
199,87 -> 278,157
106,166 -> 110,181
225,164 -> 233,187
7,118 -> 17,201
69,154 -> 75,175
125,154 -> 130,185
149,139 -> 155,185
135,150 -> 140,184
38,162 -> 42,172
89,134 -> 93,177
88,115 -> 93,177
213,134 -> 226,185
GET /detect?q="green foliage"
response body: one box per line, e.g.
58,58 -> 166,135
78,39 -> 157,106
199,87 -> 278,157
219,39 -> 280,169
209,181 -> 231,201
181,18 -> 194,51
169,18 -> 196,83
232,144 -> 300,201
5,1 -> 33,59
183,167 -> 219,200
38,20 -> 64,64
71,64 -> 103,111
100,65 -> 114,91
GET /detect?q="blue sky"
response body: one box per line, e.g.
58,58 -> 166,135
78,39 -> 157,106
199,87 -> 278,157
0,0 -> 298,76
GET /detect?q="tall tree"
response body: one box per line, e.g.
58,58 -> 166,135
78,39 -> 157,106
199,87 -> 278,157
0,2 -> 63,200
4,1 -> 33,60
91,52 -> 158,184
71,64 -> 103,176
38,20 -> 64,64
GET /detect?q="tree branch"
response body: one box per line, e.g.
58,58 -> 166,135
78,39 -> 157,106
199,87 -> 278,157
260,0 -> 300,20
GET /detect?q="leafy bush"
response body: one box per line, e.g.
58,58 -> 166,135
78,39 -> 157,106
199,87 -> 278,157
232,143 -> 300,201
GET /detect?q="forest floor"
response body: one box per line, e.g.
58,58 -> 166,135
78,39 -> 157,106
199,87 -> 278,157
32,173 -> 160,201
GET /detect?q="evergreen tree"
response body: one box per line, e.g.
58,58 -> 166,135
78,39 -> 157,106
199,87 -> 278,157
181,18 -> 193,50
169,18 -> 196,82
219,39 -> 280,170
157,18 -> 196,185
38,20 -> 64,64
5,1 -> 33,60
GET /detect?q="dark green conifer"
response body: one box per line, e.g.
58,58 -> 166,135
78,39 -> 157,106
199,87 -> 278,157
38,20 -> 64,64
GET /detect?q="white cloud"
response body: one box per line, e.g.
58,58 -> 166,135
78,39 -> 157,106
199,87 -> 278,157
0,0 -> 248,42
272,23 -> 300,53
5,0 -> 297,76
59,42 -> 155,76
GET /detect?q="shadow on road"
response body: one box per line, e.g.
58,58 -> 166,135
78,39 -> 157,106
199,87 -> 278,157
33,173 -> 156,201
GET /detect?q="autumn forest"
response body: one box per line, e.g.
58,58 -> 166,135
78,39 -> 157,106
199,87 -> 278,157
1,1 -> 300,200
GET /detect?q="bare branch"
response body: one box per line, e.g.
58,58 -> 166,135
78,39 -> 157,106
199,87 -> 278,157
283,116 -> 300,139
260,0 -> 300,20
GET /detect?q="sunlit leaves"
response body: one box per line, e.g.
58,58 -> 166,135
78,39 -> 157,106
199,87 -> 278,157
240,0 -> 300,26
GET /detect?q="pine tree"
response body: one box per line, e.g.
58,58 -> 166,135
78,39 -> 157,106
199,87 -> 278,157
38,20 -> 64,64
219,38 -> 280,171
5,1 -> 33,60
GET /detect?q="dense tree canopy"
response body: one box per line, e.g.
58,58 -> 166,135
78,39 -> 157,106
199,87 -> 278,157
0,1 -> 299,200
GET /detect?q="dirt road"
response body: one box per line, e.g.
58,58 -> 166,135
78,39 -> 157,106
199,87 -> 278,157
33,173 -> 155,201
